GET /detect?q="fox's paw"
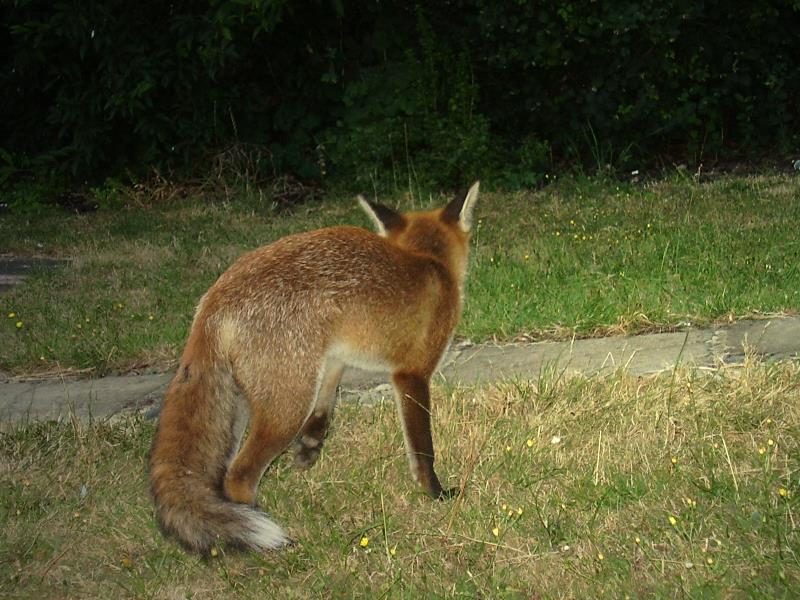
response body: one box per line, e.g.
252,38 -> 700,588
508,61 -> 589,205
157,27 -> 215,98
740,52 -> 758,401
292,435 -> 322,469
437,487 -> 461,501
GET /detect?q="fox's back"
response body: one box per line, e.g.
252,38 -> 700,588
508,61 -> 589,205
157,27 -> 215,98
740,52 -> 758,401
195,225 -> 461,373
206,226 -> 453,311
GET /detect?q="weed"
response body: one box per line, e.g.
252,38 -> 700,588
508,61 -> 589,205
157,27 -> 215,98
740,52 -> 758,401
1,360 -> 797,597
1,173 -> 799,376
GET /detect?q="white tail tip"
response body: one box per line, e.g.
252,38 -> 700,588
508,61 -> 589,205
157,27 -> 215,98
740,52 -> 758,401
246,512 -> 291,551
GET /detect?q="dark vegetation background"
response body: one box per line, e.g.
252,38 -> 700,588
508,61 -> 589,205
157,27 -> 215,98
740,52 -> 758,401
2,0 -> 799,196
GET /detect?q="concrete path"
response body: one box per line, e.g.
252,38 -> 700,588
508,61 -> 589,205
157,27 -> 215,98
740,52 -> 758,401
1,316 -> 798,422
0,255 -> 68,293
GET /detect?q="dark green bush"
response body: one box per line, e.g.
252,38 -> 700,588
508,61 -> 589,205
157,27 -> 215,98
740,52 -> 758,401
2,1 -> 798,191
323,11 -> 492,190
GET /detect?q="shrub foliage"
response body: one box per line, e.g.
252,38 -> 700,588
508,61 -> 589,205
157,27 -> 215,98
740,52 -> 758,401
2,0 -> 799,188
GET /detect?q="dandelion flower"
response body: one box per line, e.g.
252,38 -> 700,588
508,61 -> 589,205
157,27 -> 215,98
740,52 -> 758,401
516,507 -> 523,516
390,546 -> 397,556
634,536 -> 641,544
767,439 -> 774,447
15,321 -> 23,329
492,527 -> 500,537
766,418 -> 773,425
671,457 -> 678,465
758,447 -> 766,455
505,445 -> 512,453
778,487 -> 789,498
210,547 -> 219,557
526,439 -> 534,448
669,516 -> 677,526
597,552 -> 604,561
359,536 -> 369,548
8,311 -> 16,318
148,314 -> 155,321
706,557 -> 714,565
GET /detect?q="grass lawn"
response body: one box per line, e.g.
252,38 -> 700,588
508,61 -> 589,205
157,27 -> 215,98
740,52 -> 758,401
1,361 -> 798,598
1,172 -> 799,377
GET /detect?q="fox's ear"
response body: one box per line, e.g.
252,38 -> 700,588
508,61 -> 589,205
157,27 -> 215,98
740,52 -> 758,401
357,195 -> 404,237
442,181 -> 480,232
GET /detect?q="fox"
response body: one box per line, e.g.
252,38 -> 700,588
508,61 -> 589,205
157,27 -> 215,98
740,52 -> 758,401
149,182 -> 480,553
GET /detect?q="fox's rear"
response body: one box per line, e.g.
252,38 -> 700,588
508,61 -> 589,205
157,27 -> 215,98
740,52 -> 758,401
149,183 -> 480,553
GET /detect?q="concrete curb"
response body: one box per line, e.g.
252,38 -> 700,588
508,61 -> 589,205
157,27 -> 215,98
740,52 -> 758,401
1,316 -> 798,422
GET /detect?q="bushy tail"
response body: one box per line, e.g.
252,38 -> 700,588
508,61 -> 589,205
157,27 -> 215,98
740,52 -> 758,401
148,356 -> 289,553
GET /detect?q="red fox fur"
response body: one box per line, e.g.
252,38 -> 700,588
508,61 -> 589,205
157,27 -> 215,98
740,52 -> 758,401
149,182 -> 480,553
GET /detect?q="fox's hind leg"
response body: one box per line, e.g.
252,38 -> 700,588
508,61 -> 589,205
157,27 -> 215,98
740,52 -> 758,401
223,380 -> 316,506
293,357 -> 345,469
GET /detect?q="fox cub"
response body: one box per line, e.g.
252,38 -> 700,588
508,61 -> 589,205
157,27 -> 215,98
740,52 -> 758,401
149,182 -> 480,553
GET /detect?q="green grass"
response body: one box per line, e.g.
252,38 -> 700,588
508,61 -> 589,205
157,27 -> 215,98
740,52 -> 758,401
1,172 -> 799,376
2,361 -> 798,598
463,173 -> 800,340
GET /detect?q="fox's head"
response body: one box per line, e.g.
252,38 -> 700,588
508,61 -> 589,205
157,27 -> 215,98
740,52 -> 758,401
357,182 -> 480,282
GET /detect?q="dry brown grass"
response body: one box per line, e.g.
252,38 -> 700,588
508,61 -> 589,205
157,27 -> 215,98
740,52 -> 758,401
2,358 -> 798,598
